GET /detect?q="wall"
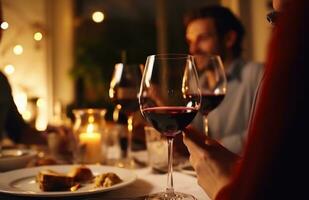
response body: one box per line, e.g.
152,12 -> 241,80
1,0 -> 47,98
0,0 -> 74,129
221,0 -> 271,62
249,0 -> 271,62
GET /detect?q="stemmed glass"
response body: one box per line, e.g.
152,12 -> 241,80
109,63 -> 142,168
139,54 -> 201,200
194,55 -> 227,135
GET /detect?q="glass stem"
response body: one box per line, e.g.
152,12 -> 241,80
127,115 -> 134,160
204,116 -> 209,136
166,137 -> 174,194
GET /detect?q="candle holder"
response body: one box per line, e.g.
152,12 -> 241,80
73,108 -> 107,164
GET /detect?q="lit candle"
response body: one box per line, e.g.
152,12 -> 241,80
79,123 -> 102,163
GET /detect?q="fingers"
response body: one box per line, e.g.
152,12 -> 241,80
183,133 -> 205,156
183,133 -> 210,171
204,138 -> 219,146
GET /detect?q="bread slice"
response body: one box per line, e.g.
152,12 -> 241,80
37,170 -> 75,191
68,166 -> 94,183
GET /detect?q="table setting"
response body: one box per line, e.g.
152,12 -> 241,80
0,54 -> 216,200
0,147 -> 209,200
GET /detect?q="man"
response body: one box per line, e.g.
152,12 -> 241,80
184,0 -> 306,199
185,6 -> 263,154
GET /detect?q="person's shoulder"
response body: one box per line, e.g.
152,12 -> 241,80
241,60 -> 263,77
0,71 -> 9,82
0,71 -> 6,79
239,60 -> 264,86
242,60 -> 263,72
0,71 -> 12,92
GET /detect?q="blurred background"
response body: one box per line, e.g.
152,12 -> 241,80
0,0 -> 272,130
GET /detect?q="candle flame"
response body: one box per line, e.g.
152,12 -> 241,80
87,123 -> 95,133
88,116 -> 95,123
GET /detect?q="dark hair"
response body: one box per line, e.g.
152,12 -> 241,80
184,5 -> 245,58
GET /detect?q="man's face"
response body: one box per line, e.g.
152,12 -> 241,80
186,18 -> 224,70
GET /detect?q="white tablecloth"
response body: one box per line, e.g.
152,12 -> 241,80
99,167 -> 210,200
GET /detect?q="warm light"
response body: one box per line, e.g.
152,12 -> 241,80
113,104 -> 122,122
22,110 -> 32,121
36,98 -> 47,131
12,88 -> 28,115
33,32 -> 43,41
92,11 -> 105,23
86,123 -> 95,133
4,64 -> 15,75
88,116 -> 95,123
36,98 -> 45,107
1,21 -> 9,30
128,116 -> 133,132
109,88 -> 114,98
13,45 -> 23,55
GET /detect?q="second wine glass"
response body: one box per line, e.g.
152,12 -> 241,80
109,63 -> 142,168
194,54 -> 227,136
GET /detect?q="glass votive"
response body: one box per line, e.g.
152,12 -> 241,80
73,108 -> 107,164
104,122 -> 122,161
145,126 -> 168,171
145,126 -> 188,172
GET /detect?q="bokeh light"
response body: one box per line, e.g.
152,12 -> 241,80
34,32 -> 43,41
13,45 -> 23,55
0,21 -> 9,30
92,11 -> 105,23
4,64 -> 15,75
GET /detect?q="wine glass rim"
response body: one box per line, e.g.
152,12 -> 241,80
147,53 -> 194,59
114,62 -> 142,66
192,54 -> 222,59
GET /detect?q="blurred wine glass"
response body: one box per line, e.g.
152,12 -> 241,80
109,63 -> 142,168
194,54 -> 227,136
139,54 -> 200,200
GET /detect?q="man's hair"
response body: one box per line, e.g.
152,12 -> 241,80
184,5 -> 245,58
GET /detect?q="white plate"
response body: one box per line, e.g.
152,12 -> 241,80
0,149 -> 37,172
0,165 -> 137,197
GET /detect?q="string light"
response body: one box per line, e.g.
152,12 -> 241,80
4,64 -> 15,75
92,11 -> 105,23
0,21 -> 9,30
33,32 -> 43,41
13,44 -> 23,55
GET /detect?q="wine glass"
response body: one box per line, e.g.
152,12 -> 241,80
194,54 -> 227,136
139,54 -> 201,200
109,63 -> 142,168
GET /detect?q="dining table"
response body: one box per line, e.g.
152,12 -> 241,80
0,147 -> 210,200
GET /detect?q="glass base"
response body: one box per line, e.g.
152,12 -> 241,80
145,191 -> 197,200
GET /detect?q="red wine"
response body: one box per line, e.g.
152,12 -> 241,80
112,98 -> 139,116
142,107 -> 198,137
111,87 -> 139,115
200,94 -> 225,116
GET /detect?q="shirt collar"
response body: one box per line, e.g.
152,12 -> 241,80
225,58 -> 244,81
